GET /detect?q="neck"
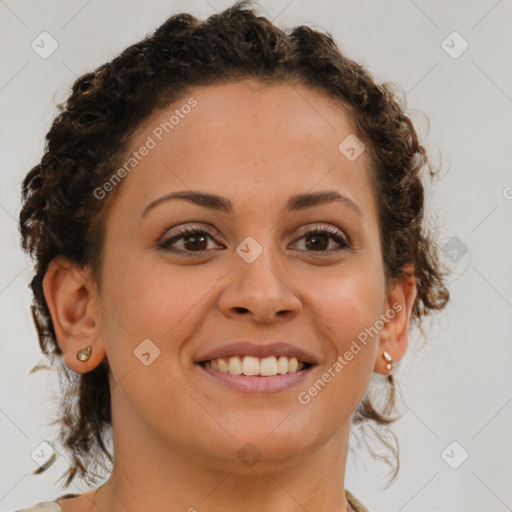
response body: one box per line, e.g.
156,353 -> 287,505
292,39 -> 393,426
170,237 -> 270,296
92,403 -> 354,512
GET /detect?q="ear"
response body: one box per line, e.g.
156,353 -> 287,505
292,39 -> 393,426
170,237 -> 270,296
374,264 -> 417,374
42,255 -> 106,374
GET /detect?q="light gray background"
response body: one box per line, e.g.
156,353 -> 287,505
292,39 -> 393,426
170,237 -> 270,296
1,1 -> 511,511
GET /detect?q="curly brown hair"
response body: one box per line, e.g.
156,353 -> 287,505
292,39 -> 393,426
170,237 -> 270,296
19,0 -> 449,488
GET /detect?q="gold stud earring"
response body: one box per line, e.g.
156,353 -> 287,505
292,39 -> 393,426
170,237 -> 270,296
382,350 -> 393,372
76,346 -> 92,362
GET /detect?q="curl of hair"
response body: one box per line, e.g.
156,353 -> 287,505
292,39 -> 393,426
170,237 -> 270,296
19,0 -> 449,487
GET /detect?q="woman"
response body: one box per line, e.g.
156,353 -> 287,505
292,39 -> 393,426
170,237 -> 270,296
16,1 -> 449,510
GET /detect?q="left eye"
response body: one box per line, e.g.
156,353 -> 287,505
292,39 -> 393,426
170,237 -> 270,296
158,225 -> 350,256
291,226 -> 350,253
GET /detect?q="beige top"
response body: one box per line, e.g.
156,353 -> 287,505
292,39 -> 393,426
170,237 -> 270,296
14,490 -> 370,512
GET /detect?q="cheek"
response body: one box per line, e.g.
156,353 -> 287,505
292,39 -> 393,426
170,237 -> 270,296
304,264 -> 385,349
298,264 -> 385,407
298,275 -> 382,421
98,260 -> 222,356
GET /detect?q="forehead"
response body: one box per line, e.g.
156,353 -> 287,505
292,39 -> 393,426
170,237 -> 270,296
155,79 -> 363,167
108,79 -> 378,222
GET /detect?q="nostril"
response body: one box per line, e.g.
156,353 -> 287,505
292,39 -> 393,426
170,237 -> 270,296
234,307 -> 249,313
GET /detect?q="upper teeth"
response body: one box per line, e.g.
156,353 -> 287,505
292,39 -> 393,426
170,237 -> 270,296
203,355 -> 305,376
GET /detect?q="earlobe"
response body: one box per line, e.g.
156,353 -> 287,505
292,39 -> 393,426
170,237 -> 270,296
42,256 -> 106,374
375,265 -> 417,375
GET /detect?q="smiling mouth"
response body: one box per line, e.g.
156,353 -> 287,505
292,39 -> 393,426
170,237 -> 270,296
199,355 -> 313,377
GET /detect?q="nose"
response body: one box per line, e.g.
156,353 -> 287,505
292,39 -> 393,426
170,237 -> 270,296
218,247 -> 302,324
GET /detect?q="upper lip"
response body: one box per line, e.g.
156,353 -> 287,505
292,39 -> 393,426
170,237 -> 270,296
196,341 -> 318,365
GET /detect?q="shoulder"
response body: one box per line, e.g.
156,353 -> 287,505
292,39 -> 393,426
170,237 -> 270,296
13,493 -> 80,512
12,502 -> 61,512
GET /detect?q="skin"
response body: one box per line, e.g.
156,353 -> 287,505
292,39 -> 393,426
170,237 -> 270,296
43,79 -> 417,512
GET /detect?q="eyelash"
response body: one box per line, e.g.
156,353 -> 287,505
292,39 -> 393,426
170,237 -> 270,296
158,224 -> 351,257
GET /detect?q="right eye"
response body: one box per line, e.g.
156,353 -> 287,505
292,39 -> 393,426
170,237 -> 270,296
158,226 -> 225,256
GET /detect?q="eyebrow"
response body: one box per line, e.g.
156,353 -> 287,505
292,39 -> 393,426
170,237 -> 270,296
141,190 -> 364,218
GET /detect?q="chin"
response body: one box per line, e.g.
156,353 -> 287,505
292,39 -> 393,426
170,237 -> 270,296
218,425 -> 321,471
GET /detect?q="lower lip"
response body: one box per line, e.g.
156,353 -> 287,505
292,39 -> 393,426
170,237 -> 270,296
197,364 -> 313,394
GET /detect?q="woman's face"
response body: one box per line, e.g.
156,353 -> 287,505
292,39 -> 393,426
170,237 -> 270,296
88,79 -> 400,470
